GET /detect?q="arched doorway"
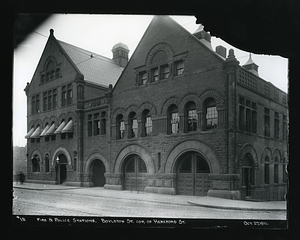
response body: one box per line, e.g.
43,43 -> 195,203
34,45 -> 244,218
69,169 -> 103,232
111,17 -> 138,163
177,152 -> 210,196
123,155 -> 147,191
91,159 -> 106,187
242,153 -> 255,197
56,154 -> 68,184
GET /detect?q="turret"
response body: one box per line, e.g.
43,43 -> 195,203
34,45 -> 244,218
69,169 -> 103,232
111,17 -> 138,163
112,42 -> 129,68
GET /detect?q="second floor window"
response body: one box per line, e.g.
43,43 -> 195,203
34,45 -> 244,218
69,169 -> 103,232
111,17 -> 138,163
117,114 -> 125,140
274,112 -> 280,139
168,104 -> 179,134
264,108 -> 270,137
175,60 -> 184,76
129,112 -> 138,138
31,94 -> 40,114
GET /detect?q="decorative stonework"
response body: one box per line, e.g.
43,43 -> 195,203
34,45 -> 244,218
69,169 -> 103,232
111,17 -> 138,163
238,144 -> 258,169
84,97 -> 109,109
51,147 -> 72,166
146,43 -> 174,65
261,146 -> 272,163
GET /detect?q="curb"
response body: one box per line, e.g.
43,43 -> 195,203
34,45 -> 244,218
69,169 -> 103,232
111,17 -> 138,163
187,200 -> 287,212
13,185 -> 82,191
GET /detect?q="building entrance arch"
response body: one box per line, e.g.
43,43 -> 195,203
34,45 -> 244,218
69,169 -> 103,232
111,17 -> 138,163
123,154 -> 147,192
56,154 -> 68,184
90,159 -> 106,187
176,151 -> 210,196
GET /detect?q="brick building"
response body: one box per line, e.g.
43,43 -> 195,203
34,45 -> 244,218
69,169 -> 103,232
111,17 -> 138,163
24,16 -> 288,201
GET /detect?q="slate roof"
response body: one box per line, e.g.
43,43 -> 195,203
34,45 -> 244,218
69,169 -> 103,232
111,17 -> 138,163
58,40 -> 123,87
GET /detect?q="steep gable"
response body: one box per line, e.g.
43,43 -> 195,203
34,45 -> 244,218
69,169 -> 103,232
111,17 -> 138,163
113,15 -> 224,94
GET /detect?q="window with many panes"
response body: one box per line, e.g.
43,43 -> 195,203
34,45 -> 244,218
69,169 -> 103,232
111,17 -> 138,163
184,101 -> 197,132
140,71 -> 147,85
117,114 -> 125,140
161,64 -> 169,79
31,94 -> 40,114
100,111 -> 106,135
203,98 -> 217,130
168,105 -> 179,134
93,113 -> 100,136
142,109 -> 152,136
264,156 -> 270,184
239,96 -> 257,133
151,67 -> 159,82
283,114 -> 287,141
264,108 -> 270,137
274,157 -> 279,183
175,60 -> 184,76
129,112 -> 138,138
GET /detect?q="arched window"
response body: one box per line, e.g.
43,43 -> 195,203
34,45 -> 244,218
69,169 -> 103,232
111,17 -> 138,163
264,156 -> 270,184
142,109 -> 152,137
128,112 -> 138,138
274,157 -> 279,183
184,101 -> 197,132
116,114 -> 125,139
167,104 -> 179,134
45,154 -> 50,172
242,153 -> 255,197
32,155 -> 40,172
203,98 -> 218,130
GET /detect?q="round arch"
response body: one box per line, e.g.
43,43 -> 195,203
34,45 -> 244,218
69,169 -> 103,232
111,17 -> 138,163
138,102 -> 157,118
113,144 -> 155,174
272,148 -> 281,162
164,140 -> 222,174
178,93 -> 201,113
261,146 -> 272,163
51,147 -> 72,166
111,108 -> 126,124
160,96 -> 180,115
30,149 -> 42,162
199,89 -> 223,111
84,152 -> 110,174
238,144 -> 258,169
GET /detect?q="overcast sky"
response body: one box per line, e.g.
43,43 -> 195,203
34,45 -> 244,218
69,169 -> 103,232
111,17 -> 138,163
13,14 -> 288,147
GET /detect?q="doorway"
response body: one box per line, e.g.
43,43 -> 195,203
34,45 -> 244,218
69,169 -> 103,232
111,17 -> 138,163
242,154 -> 255,197
91,160 -> 106,187
56,154 -> 68,184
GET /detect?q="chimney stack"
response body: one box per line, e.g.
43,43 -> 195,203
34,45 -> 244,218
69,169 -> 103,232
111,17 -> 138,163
216,45 -> 227,58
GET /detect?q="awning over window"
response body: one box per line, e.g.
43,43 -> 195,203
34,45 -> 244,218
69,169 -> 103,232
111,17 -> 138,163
25,127 -> 35,139
30,126 -> 41,138
54,121 -> 65,134
45,123 -> 56,135
40,125 -> 50,137
62,120 -> 73,133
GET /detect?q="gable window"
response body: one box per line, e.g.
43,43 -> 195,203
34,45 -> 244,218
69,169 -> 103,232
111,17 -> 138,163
140,71 -> 148,85
203,98 -> 217,130
264,108 -> 270,137
151,68 -> 159,82
142,109 -> 152,136
184,101 -> 197,132
161,64 -> 169,79
175,60 -> 184,76
129,112 -> 138,138
168,104 -> 179,134
274,112 -> 280,139
117,114 -> 125,140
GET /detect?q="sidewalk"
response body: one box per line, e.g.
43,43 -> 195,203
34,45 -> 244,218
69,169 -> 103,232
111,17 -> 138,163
13,182 -> 287,212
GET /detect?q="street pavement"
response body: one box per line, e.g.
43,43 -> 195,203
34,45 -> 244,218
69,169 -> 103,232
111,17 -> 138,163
13,182 -> 286,212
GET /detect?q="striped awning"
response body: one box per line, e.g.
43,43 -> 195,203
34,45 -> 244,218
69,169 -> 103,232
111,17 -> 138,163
62,120 -> 73,133
30,126 -> 41,138
45,123 -> 56,135
40,125 -> 50,137
54,121 -> 66,134
25,127 -> 35,138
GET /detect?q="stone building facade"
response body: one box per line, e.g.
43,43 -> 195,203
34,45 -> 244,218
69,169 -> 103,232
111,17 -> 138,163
24,16 -> 288,201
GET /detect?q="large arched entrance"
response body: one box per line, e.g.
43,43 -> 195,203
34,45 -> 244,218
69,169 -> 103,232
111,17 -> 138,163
56,154 -> 68,184
90,159 -> 106,187
123,155 -> 147,191
176,152 -> 210,196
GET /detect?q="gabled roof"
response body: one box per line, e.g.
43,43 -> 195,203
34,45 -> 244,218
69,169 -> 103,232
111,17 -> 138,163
58,40 -> 123,87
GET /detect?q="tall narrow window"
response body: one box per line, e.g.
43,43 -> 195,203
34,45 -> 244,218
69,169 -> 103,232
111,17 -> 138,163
264,108 -> 270,137
252,103 -> 257,134
67,84 -> 73,105
45,154 -> 49,173
168,104 -> 179,134
129,112 -> 138,138
283,158 -> 287,183
204,98 -> 217,130
87,114 -> 92,136
184,101 -> 197,132
274,112 -> 280,139
100,111 -> 106,135
48,91 -> 52,110
283,115 -> 287,141
53,89 -> 57,109
142,109 -> 152,136
175,60 -> 184,76
36,95 -> 40,113
264,156 -> 270,184
93,113 -> 100,136
43,92 -> 47,111
62,86 -> 67,106
274,157 -> 279,183
117,114 -> 125,139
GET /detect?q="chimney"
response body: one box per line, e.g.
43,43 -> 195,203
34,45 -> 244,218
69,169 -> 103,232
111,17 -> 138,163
112,42 -> 129,68
216,45 -> 227,58
193,24 -> 212,50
